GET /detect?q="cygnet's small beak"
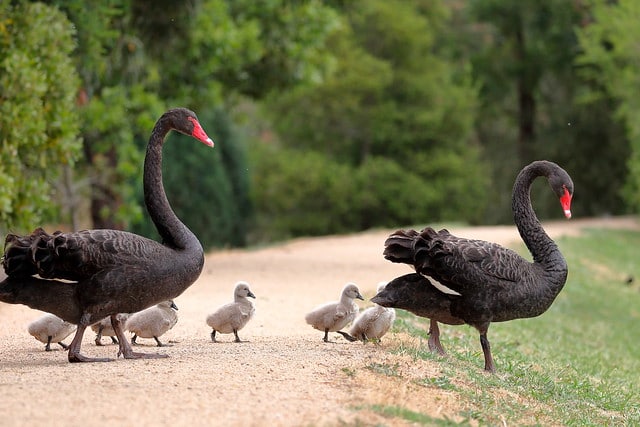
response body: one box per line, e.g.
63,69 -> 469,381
356,292 -> 364,301
248,291 -> 256,299
170,301 -> 179,310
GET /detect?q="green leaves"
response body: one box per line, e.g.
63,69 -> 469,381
577,0 -> 640,213
0,2 -> 81,232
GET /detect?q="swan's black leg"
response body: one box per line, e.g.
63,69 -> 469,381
428,319 -> 446,355
131,334 -> 138,345
154,336 -> 163,347
210,330 -> 217,342
233,329 -> 242,343
110,336 -> 118,344
45,336 -> 52,352
323,329 -> 329,342
68,318 -> 113,362
478,324 -> 495,373
58,341 -> 68,350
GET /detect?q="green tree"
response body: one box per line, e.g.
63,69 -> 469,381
257,0 -> 486,236
466,0 -> 627,222
577,0 -> 640,213
0,1 -> 81,232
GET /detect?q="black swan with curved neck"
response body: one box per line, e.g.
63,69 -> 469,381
374,160 -> 573,372
0,108 -> 213,363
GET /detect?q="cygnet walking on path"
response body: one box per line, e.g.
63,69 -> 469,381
206,281 -> 256,343
27,313 -> 77,351
305,282 -> 364,342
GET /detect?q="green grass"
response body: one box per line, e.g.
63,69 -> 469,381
368,228 -> 640,426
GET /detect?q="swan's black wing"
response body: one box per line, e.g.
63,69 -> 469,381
2,228 -> 166,281
384,227 -> 529,295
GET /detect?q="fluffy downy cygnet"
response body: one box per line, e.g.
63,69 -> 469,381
27,313 -> 77,351
344,282 -> 396,343
305,282 -> 363,342
206,281 -> 256,343
125,301 -> 178,347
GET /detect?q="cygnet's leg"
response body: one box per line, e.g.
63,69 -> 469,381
323,329 -> 329,342
94,326 -> 104,346
58,341 -> 69,350
68,319 -> 112,362
210,330 -> 217,342
45,336 -> 53,352
153,336 -> 164,347
110,336 -> 118,344
131,334 -> 138,345
111,314 -> 168,360
233,329 -> 242,343
427,319 -> 446,355
335,331 -> 357,342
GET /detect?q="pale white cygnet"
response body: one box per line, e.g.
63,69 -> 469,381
348,282 -> 396,343
305,282 -> 363,342
27,313 -> 76,351
206,281 -> 256,343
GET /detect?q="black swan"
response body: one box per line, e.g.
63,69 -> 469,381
373,160 -> 573,372
0,108 -> 213,362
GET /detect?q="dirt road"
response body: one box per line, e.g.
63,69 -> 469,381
0,217 -> 636,426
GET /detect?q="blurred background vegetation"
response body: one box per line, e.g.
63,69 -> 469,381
1,0 -> 639,249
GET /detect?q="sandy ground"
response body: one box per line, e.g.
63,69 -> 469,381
0,216 -> 637,426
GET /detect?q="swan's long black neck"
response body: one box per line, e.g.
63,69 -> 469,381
144,120 -> 200,251
512,161 -> 567,278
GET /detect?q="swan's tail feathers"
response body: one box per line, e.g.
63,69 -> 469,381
2,228 -> 66,279
383,229 -> 422,264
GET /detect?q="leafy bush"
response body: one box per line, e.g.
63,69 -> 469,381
249,146 -> 489,241
249,145 -> 357,242
0,2 -> 81,232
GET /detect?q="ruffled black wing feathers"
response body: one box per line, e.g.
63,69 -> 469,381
384,227 -> 526,295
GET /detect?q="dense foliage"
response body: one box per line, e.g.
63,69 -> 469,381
0,1 -> 81,232
2,0 -> 640,246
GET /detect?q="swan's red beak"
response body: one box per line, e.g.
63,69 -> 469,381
188,117 -> 214,147
560,186 -> 572,219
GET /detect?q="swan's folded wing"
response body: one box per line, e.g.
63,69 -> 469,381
416,232 -> 524,288
3,228 -> 171,282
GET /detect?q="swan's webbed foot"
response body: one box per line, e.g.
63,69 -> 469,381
117,348 -> 169,360
69,352 -> 113,363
